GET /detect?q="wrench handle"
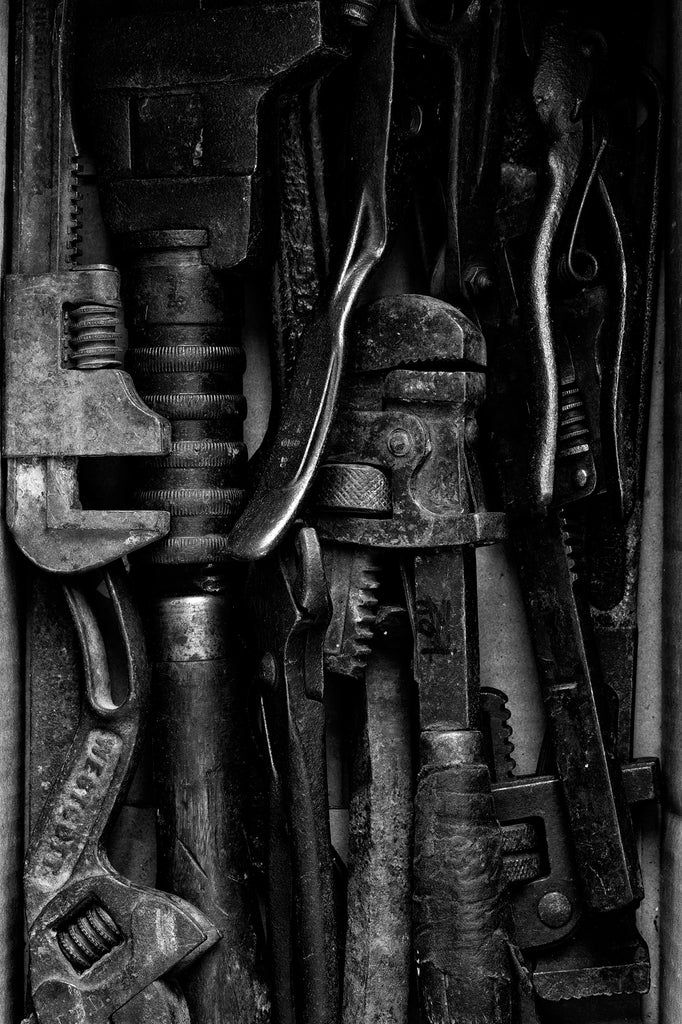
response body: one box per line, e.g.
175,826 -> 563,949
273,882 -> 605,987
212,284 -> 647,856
413,730 -> 515,1024
343,632 -> 413,1024
121,231 -> 267,1022
151,595 -> 268,1024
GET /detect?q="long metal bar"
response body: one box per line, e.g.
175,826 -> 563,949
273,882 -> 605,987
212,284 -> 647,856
661,2 -> 682,1017
0,0 -> 24,1016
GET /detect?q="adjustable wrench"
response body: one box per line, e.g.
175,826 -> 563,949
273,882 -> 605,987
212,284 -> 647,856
23,566 -> 218,1024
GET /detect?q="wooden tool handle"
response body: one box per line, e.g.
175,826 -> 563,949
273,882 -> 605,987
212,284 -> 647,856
413,731 -> 515,1024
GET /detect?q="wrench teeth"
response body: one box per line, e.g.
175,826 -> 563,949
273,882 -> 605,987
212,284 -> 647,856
322,545 -> 382,679
57,901 -> 124,974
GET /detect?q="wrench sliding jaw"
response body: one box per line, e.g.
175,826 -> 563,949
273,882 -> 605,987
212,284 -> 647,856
5,0 -> 172,575
24,566 -> 219,1024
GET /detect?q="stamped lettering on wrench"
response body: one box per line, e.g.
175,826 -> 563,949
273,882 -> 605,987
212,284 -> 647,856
32,730 -> 122,894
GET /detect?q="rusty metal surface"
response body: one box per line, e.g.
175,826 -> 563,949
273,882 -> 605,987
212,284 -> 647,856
3,268 -> 164,458
245,527 -> 339,1024
3,0 -> 666,1021
4,0 -> 171,573
226,0 -> 397,560
342,612 -> 413,1024
315,292 -> 526,1023
24,567 -> 218,1024
77,1 -> 343,1019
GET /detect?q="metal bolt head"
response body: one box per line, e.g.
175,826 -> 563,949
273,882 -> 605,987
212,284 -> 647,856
537,891 -> 573,929
573,467 -> 589,489
463,262 -> 493,296
341,0 -> 380,27
258,652 -> 278,691
388,429 -> 411,457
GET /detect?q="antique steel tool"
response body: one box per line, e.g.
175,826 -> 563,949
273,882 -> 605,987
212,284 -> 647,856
226,0 -> 396,561
23,566 -> 218,1024
482,3 -> 663,1016
4,0 -> 171,575
7,4 -> 218,1018
5,0 -> 666,1020
315,294 -> 519,1024
489,7 -> 641,912
245,526 -> 339,1024
335,602 -> 414,1024
485,697 -> 658,998
663,4 -> 682,1021
78,3 -> 341,1020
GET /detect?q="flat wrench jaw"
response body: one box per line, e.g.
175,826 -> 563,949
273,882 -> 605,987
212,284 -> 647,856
28,872 -> 220,1024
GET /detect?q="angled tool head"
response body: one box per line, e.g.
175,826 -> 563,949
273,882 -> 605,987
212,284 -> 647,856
226,0 -> 397,561
24,566 -> 219,1024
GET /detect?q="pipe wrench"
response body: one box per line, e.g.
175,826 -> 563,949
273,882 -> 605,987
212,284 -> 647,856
483,4 -> 663,1014
314,294 -> 530,1024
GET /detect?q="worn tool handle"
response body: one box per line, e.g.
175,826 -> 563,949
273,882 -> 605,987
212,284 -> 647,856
413,731 -> 515,1024
285,704 -> 339,1024
121,231 -> 267,1023
343,629 -> 413,1024
150,595 -> 268,1024
511,513 -> 642,912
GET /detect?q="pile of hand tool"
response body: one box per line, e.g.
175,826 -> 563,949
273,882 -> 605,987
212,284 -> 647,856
1,0 -> 666,1022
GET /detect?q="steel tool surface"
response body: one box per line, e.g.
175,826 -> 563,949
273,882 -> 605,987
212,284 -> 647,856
78,3 -> 341,1020
5,0 -> 170,575
23,567 -> 218,1024
2,0 -> 666,1021
245,526 -> 339,1024
316,294 -> 520,1023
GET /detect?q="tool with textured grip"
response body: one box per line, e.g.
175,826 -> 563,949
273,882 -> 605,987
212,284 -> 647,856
79,4 -> 338,1020
510,513 -> 642,913
315,295 -> 524,1023
408,549 -> 522,1024
110,230 -> 264,1024
125,231 -> 246,567
414,733 -> 514,1023
5,0 -> 170,575
23,566 -> 219,1024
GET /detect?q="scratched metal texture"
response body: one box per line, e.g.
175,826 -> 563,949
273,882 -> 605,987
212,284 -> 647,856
0,0 -> 24,1021
1,5 -> 667,1024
